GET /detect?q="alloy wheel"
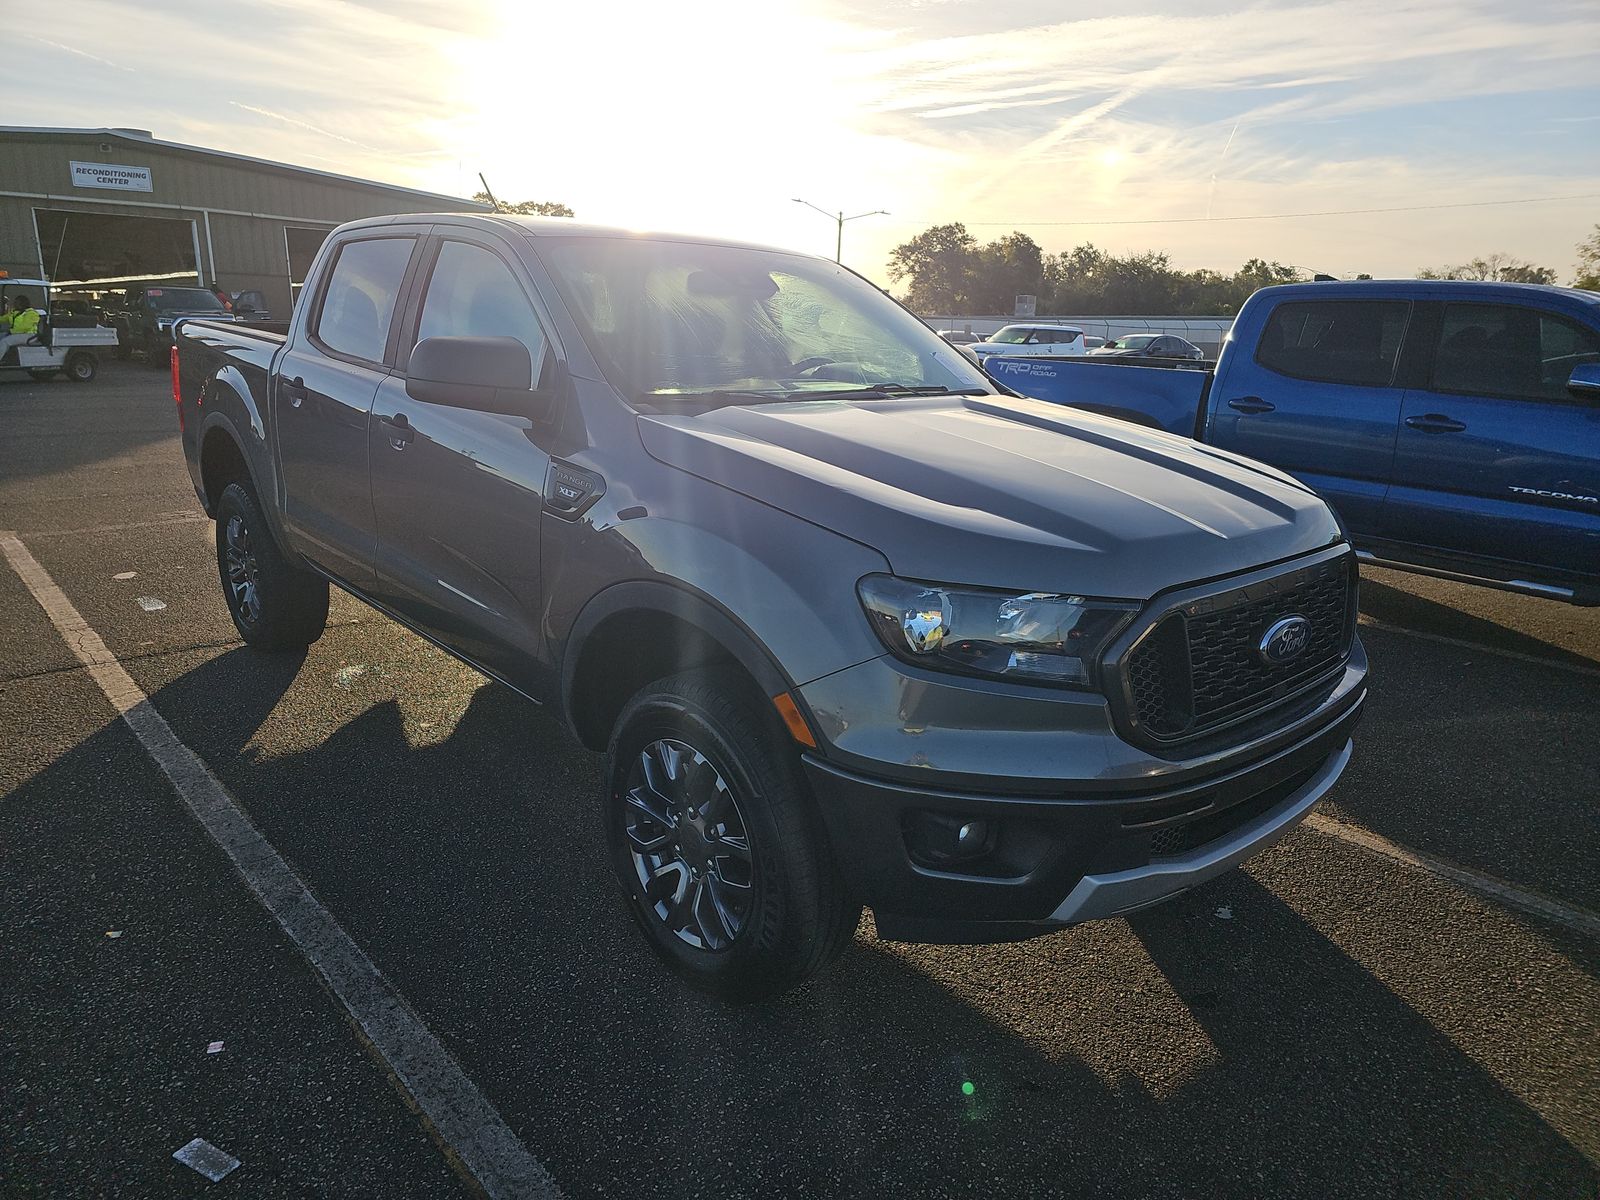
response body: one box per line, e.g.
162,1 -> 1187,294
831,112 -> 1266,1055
223,513 -> 262,626
624,738 -> 755,951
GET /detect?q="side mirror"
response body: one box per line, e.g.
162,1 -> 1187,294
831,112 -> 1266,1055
406,335 -> 541,417
1568,362 -> 1600,403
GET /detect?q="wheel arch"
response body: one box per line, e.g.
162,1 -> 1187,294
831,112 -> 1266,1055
561,580 -> 798,752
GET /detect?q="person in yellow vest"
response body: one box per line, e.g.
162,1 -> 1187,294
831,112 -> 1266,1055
0,294 -> 41,362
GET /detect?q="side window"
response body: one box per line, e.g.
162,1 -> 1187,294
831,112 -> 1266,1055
313,237 -> 414,364
1431,305 -> 1600,401
1430,304 -> 1600,402
1256,300 -> 1409,387
415,241 -> 547,378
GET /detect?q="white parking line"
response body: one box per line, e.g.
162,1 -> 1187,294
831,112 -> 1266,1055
1304,812 -> 1600,942
0,531 -> 561,1200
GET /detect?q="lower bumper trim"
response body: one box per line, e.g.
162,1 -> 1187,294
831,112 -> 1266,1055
1046,738 -> 1351,923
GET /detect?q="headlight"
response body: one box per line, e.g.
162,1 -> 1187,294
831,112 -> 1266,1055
857,574 -> 1137,689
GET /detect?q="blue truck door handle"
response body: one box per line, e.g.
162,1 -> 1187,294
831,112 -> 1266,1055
1404,413 -> 1467,434
380,412 -> 415,448
1227,396 -> 1275,414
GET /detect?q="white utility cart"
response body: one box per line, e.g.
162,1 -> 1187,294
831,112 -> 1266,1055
0,278 -> 120,383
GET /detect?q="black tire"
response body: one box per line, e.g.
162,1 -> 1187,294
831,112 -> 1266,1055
604,669 -> 860,1001
64,352 -> 96,382
214,482 -> 329,650
28,368 -> 59,382
114,334 -> 131,361
143,331 -> 167,367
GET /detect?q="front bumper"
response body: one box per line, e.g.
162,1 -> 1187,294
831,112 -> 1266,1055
802,677 -> 1362,944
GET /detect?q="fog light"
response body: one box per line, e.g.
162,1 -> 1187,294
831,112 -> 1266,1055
905,811 -> 996,867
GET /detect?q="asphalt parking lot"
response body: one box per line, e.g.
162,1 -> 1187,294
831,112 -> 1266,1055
2,360 -> 1597,1198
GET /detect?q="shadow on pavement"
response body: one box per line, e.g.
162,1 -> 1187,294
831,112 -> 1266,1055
1359,576 -> 1599,671
0,653 -> 470,1197
114,645 -> 1600,1198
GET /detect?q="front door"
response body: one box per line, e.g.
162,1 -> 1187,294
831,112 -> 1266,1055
1385,300 -> 1600,581
1209,297 -> 1411,535
366,234 -> 557,692
274,233 -> 420,586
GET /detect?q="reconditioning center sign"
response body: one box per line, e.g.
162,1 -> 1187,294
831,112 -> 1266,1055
69,161 -> 154,193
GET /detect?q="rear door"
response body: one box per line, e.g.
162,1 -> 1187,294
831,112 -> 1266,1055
366,230 -> 559,691
274,231 -> 424,586
1207,297 -> 1410,534
1385,300 -> 1600,580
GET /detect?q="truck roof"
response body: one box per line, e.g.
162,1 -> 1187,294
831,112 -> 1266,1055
333,212 -> 804,258
1252,278 -> 1600,309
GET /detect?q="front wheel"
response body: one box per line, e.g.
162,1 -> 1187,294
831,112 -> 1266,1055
64,352 -> 96,382
28,368 -> 59,382
604,670 -> 860,1001
214,482 -> 329,650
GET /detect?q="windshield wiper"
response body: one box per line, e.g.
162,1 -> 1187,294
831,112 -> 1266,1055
635,389 -> 791,411
786,384 -> 995,402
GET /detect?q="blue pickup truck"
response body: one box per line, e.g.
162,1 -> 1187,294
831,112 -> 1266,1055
986,280 -> 1600,605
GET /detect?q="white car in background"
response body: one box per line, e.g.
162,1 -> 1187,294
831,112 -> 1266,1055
969,324 -> 1087,359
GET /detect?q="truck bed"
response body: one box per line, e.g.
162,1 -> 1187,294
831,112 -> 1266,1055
985,356 -> 1212,437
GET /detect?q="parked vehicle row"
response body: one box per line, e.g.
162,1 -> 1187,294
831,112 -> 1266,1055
985,280 -> 1600,605
1089,333 -> 1206,362
176,213 -> 1366,1000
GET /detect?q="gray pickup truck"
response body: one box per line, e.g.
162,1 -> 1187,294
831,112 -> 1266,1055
174,213 -> 1367,999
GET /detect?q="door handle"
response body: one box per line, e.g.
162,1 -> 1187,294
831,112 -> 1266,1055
380,412 -> 415,448
1404,413 -> 1466,434
1227,396 -> 1275,414
281,376 -> 306,409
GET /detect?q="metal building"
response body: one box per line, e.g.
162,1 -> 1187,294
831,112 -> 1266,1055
0,126 -> 487,316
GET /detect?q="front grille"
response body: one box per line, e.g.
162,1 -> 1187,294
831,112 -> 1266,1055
1123,553 -> 1354,743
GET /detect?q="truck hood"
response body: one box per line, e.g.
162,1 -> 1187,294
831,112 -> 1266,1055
637,394 -> 1342,599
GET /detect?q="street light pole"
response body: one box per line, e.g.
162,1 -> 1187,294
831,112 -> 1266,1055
792,198 -> 888,265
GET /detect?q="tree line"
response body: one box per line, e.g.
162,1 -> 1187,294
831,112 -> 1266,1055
889,222 -> 1600,316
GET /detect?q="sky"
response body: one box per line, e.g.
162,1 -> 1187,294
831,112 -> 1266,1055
11,0 -> 1600,289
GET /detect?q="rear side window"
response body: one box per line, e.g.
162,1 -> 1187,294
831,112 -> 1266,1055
1430,303 -> 1600,403
314,237 -> 414,364
1256,300 -> 1409,387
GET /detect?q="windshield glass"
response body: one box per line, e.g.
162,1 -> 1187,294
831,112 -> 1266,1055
1107,334 -> 1157,350
990,326 -> 1031,344
146,287 -> 226,313
539,237 -> 993,402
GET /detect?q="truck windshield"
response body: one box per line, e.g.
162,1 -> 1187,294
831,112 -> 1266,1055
539,237 -> 993,403
146,288 -> 226,312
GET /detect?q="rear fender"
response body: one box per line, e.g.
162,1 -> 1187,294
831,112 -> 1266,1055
194,375 -> 298,561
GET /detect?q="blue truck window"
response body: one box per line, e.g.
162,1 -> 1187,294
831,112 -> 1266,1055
1256,300 -> 1409,388
1431,303 -> 1600,403
314,237 -> 415,364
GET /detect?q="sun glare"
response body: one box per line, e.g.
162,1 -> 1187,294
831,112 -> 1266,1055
437,0 -> 916,254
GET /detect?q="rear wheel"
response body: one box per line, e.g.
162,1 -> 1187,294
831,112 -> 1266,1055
64,352 -> 96,382
214,482 -> 329,650
604,669 -> 859,1001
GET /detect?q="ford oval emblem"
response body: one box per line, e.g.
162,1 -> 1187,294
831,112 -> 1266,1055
1258,615 -> 1311,665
